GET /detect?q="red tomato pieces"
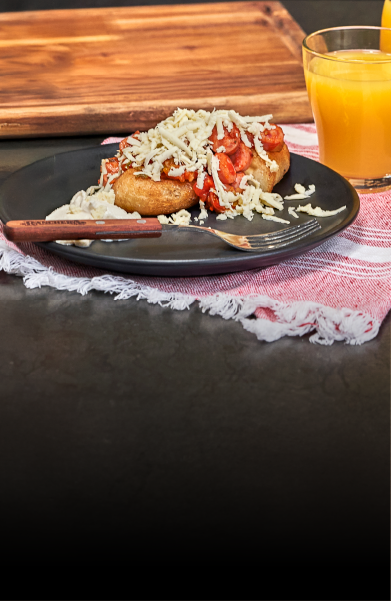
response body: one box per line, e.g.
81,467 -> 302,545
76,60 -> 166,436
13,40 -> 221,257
119,138 -> 130,151
230,141 -> 253,172
209,124 -> 240,155
259,124 -> 284,152
215,153 -> 236,185
193,173 -> 214,201
119,130 -> 140,152
105,157 -> 120,174
206,190 -> 225,213
100,157 -> 119,186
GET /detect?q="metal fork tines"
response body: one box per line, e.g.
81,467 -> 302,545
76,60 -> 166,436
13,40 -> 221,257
217,218 -> 321,252
245,218 -> 321,246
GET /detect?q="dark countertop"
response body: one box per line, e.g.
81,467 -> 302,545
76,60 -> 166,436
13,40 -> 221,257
0,0 -> 389,580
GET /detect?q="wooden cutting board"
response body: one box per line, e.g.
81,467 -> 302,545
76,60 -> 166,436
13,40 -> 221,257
0,2 -> 313,138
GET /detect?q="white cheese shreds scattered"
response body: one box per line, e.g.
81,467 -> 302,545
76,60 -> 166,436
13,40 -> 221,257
295,203 -> 347,217
262,214 -> 291,224
46,188 -> 141,247
259,191 -> 284,211
288,206 -> 299,219
216,214 -> 228,220
157,209 -> 192,225
198,200 -> 208,221
294,183 -> 306,195
285,183 -> 316,200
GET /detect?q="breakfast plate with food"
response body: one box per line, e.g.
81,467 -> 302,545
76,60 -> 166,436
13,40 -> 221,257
0,109 -> 359,276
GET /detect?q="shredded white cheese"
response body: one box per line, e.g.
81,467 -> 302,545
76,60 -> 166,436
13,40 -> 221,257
46,187 -> 141,247
157,209 -> 192,225
107,108 -> 282,220
288,206 -> 299,219
295,203 -> 347,217
262,214 -> 291,224
198,200 -> 208,221
285,183 -> 316,200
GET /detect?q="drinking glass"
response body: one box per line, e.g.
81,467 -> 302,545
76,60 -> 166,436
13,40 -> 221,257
302,27 -> 391,192
382,0 -> 391,50
382,0 -> 391,28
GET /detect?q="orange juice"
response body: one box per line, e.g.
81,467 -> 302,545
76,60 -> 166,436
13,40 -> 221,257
304,50 -> 391,180
381,1 -> 391,51
382,0 -> 391,28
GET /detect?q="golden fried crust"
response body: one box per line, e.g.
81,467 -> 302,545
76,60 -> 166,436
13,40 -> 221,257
113,143 -> 290,215
244,143 -> 290,193
113,168 -> 198,216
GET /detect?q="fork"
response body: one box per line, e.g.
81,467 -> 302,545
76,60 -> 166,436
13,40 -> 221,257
3,217 -> 321,252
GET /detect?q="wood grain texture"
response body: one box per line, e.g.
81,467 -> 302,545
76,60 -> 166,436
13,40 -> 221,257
3,218 -> 163,241
0,2 -> 313,138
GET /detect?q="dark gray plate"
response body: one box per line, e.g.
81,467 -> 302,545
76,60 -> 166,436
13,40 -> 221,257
0,144 -> 359,276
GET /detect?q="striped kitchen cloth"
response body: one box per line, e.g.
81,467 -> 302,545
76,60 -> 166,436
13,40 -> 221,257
0,124 -> 390,345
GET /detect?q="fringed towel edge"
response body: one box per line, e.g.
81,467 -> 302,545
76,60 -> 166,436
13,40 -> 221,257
0,241 -> 379,346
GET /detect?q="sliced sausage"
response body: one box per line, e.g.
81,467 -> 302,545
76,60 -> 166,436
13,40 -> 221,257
230,142 -> 253,172
206,191 -> 225,213
209,124 -> 240,155
215,153 -> 236,185
193,173 -> 214,201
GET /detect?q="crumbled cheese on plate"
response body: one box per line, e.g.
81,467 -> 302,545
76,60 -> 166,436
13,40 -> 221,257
288,206 -> 299,219
262,214 -> 291,224
46,187 -> 140,246
295,203 -> 347,217
157,209 -> 192,225
284,183 -> 316,200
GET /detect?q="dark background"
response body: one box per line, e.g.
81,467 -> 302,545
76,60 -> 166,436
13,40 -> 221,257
0,0 -> 389,590
0,0 -> 386,34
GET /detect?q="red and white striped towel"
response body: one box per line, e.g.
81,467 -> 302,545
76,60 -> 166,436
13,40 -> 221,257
1,124 -> 390,345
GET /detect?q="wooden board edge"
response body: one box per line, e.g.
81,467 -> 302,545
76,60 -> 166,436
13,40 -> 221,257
0,1 -> 303,23
0,92 -> 313,139
260,1 -> 307,61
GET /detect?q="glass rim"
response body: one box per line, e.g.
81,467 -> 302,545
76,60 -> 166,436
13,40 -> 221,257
302,26 -> 391,64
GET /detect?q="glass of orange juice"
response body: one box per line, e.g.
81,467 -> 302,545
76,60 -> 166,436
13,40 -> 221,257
383,0 -> 391,27
303,27 -> 391,192
382,1 -> 391,50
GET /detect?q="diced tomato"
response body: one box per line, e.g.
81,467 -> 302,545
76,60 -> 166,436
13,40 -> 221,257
105,157 -> 119,174
193,173 -> 214,201
119,130 -> 140,152
209,124 -> 240,155
230,141 -> 253,172
119,137 -> 130,151
205,190 -> 225,213
259,124 -> 284,152
100,157 -> 119,186
215,153 -> 236,185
